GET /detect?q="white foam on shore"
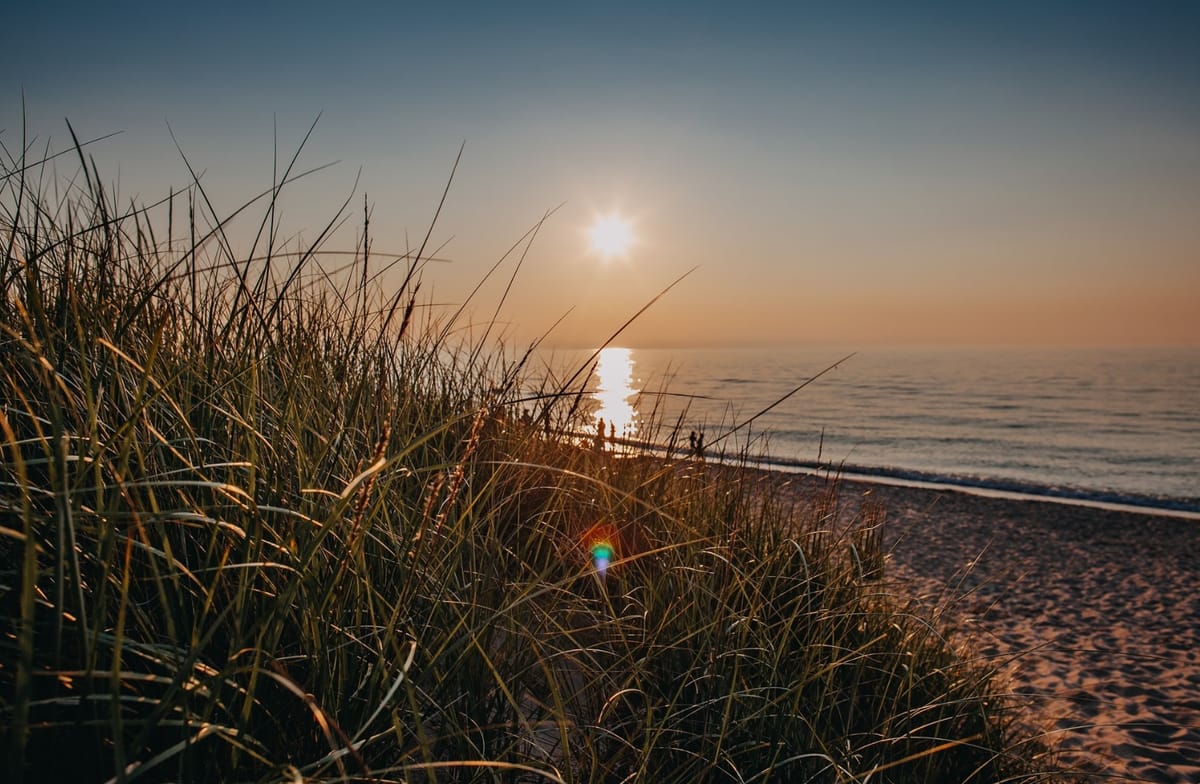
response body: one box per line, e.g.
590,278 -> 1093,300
783,464 -> 1200,521
594,432 -> 1200,520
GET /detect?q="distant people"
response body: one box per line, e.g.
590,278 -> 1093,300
688,430 -> 697,455
609,421 -> 616,443
696,430 -> 705,460
595,417 -> 606,452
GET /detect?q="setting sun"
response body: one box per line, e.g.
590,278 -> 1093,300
587,214 -> 634,258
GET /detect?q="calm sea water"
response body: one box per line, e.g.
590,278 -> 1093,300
564,346 -> 1200,513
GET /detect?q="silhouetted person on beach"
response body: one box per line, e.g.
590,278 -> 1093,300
595,418 -> 606,452
688,430 -> 697,455
696,430 -> 705,460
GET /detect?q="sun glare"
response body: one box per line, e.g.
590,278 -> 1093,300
593,346 -> 638,440
588,214 -> 634,258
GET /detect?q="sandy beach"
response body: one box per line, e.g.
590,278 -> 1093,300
789,475 -> 1200,783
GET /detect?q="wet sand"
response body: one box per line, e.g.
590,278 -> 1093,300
796,476 -> 1200,783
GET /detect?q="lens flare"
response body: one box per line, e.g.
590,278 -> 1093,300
582,522 -> 619,578
591,541 -> 615,576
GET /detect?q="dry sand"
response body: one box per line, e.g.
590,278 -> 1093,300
790,476 -> 1200,783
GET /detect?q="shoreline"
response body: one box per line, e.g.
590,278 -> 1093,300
608,435 -> 1200,520
792,464 -> 1200,521
769,470 -> 1200,783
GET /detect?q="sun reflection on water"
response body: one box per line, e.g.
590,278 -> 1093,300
593,347 -> 638,440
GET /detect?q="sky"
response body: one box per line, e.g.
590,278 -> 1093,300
3,1 -> 1198,348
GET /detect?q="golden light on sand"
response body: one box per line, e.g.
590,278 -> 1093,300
587,214 -> 634,258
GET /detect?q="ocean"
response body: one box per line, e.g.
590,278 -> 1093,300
562,345 -> 1200,515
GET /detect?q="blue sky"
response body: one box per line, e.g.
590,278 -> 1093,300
4,1 -> 1198,346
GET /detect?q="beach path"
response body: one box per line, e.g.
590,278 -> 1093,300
837,481 -> 1200,783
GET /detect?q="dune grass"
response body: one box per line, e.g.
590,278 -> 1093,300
0,131 -> 1079,783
